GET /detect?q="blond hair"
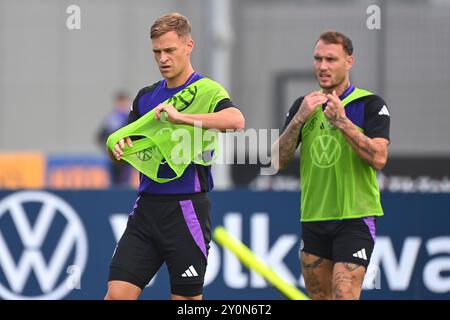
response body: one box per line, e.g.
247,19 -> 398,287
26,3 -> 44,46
150,12 -> 192,39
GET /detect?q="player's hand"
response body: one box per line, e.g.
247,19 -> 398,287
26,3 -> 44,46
295,91 -> 328,124
324,90 -> 347,127
154,104 -> 183,124
113,137 -> 133,160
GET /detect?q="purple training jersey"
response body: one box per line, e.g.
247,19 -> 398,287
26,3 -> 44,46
128,73 -> 235,195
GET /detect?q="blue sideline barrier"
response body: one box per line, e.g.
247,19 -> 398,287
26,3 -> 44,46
0,190 -> 448,300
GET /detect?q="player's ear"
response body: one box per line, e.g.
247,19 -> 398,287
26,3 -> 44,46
186,37 -> 194,55
345,54 -> 354,71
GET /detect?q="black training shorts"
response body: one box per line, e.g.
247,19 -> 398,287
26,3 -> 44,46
300,217 -> 376,269
109,192 -> 211,297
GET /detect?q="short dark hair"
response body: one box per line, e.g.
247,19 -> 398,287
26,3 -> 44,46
317,31 -> 353,55
150,12 -> 192,39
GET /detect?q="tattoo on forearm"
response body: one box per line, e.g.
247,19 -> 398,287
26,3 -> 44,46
339,121 -> 381,168
330,113 -> 342,124
277,119 -> 303,168
349,133 -> 376,158
361,136 -> 377,157
335,116 -> 347,127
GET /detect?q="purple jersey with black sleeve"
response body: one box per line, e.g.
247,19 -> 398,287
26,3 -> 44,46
128,72 -> 236,195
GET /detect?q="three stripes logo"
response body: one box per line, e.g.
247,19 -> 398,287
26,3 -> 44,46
181,265 -> 198,278
378,105 -> 390,116
353,248 -> 368,260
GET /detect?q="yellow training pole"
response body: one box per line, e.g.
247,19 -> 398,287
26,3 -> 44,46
213,226 -> 309,300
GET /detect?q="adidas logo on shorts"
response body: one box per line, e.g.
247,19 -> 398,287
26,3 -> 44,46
353,248 -> 368,260
181,265 -> 198,277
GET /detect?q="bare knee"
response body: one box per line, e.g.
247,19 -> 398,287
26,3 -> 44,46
105,281 -> 141,300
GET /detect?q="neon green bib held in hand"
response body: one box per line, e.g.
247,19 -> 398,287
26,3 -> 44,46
106,78 -> 229,183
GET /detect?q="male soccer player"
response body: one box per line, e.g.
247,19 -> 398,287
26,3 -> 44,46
105,13 -> 244,300
272,31 -> 390,300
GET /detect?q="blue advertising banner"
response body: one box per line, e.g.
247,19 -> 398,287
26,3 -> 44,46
0,190 -> 448,300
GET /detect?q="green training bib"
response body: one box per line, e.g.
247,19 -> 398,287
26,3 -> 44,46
299,88 -> 384,221
106,78 -> 229,183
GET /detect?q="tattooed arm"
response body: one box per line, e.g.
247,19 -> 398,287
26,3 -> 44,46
324,91 -> 389,171
272,92 -> 328,171
335,120 -> 388,170
271,116 -> 304,171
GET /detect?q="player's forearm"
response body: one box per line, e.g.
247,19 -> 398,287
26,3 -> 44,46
178,108 -> 245,132
272,117 -> 303,171
335,117 -> 387,170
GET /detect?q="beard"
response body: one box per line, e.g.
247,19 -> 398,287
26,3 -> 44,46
317,72 -> 346,91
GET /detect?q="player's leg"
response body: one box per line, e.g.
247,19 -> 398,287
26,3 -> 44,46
300,222 -> 334,299
332,262 -> 366,300
300,252 -> 333,299
332,217 -> 376,300
156,194 -> 211,300
171,293 -> 202,300
105,196 -> 163,300
105,281 -> 142,300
